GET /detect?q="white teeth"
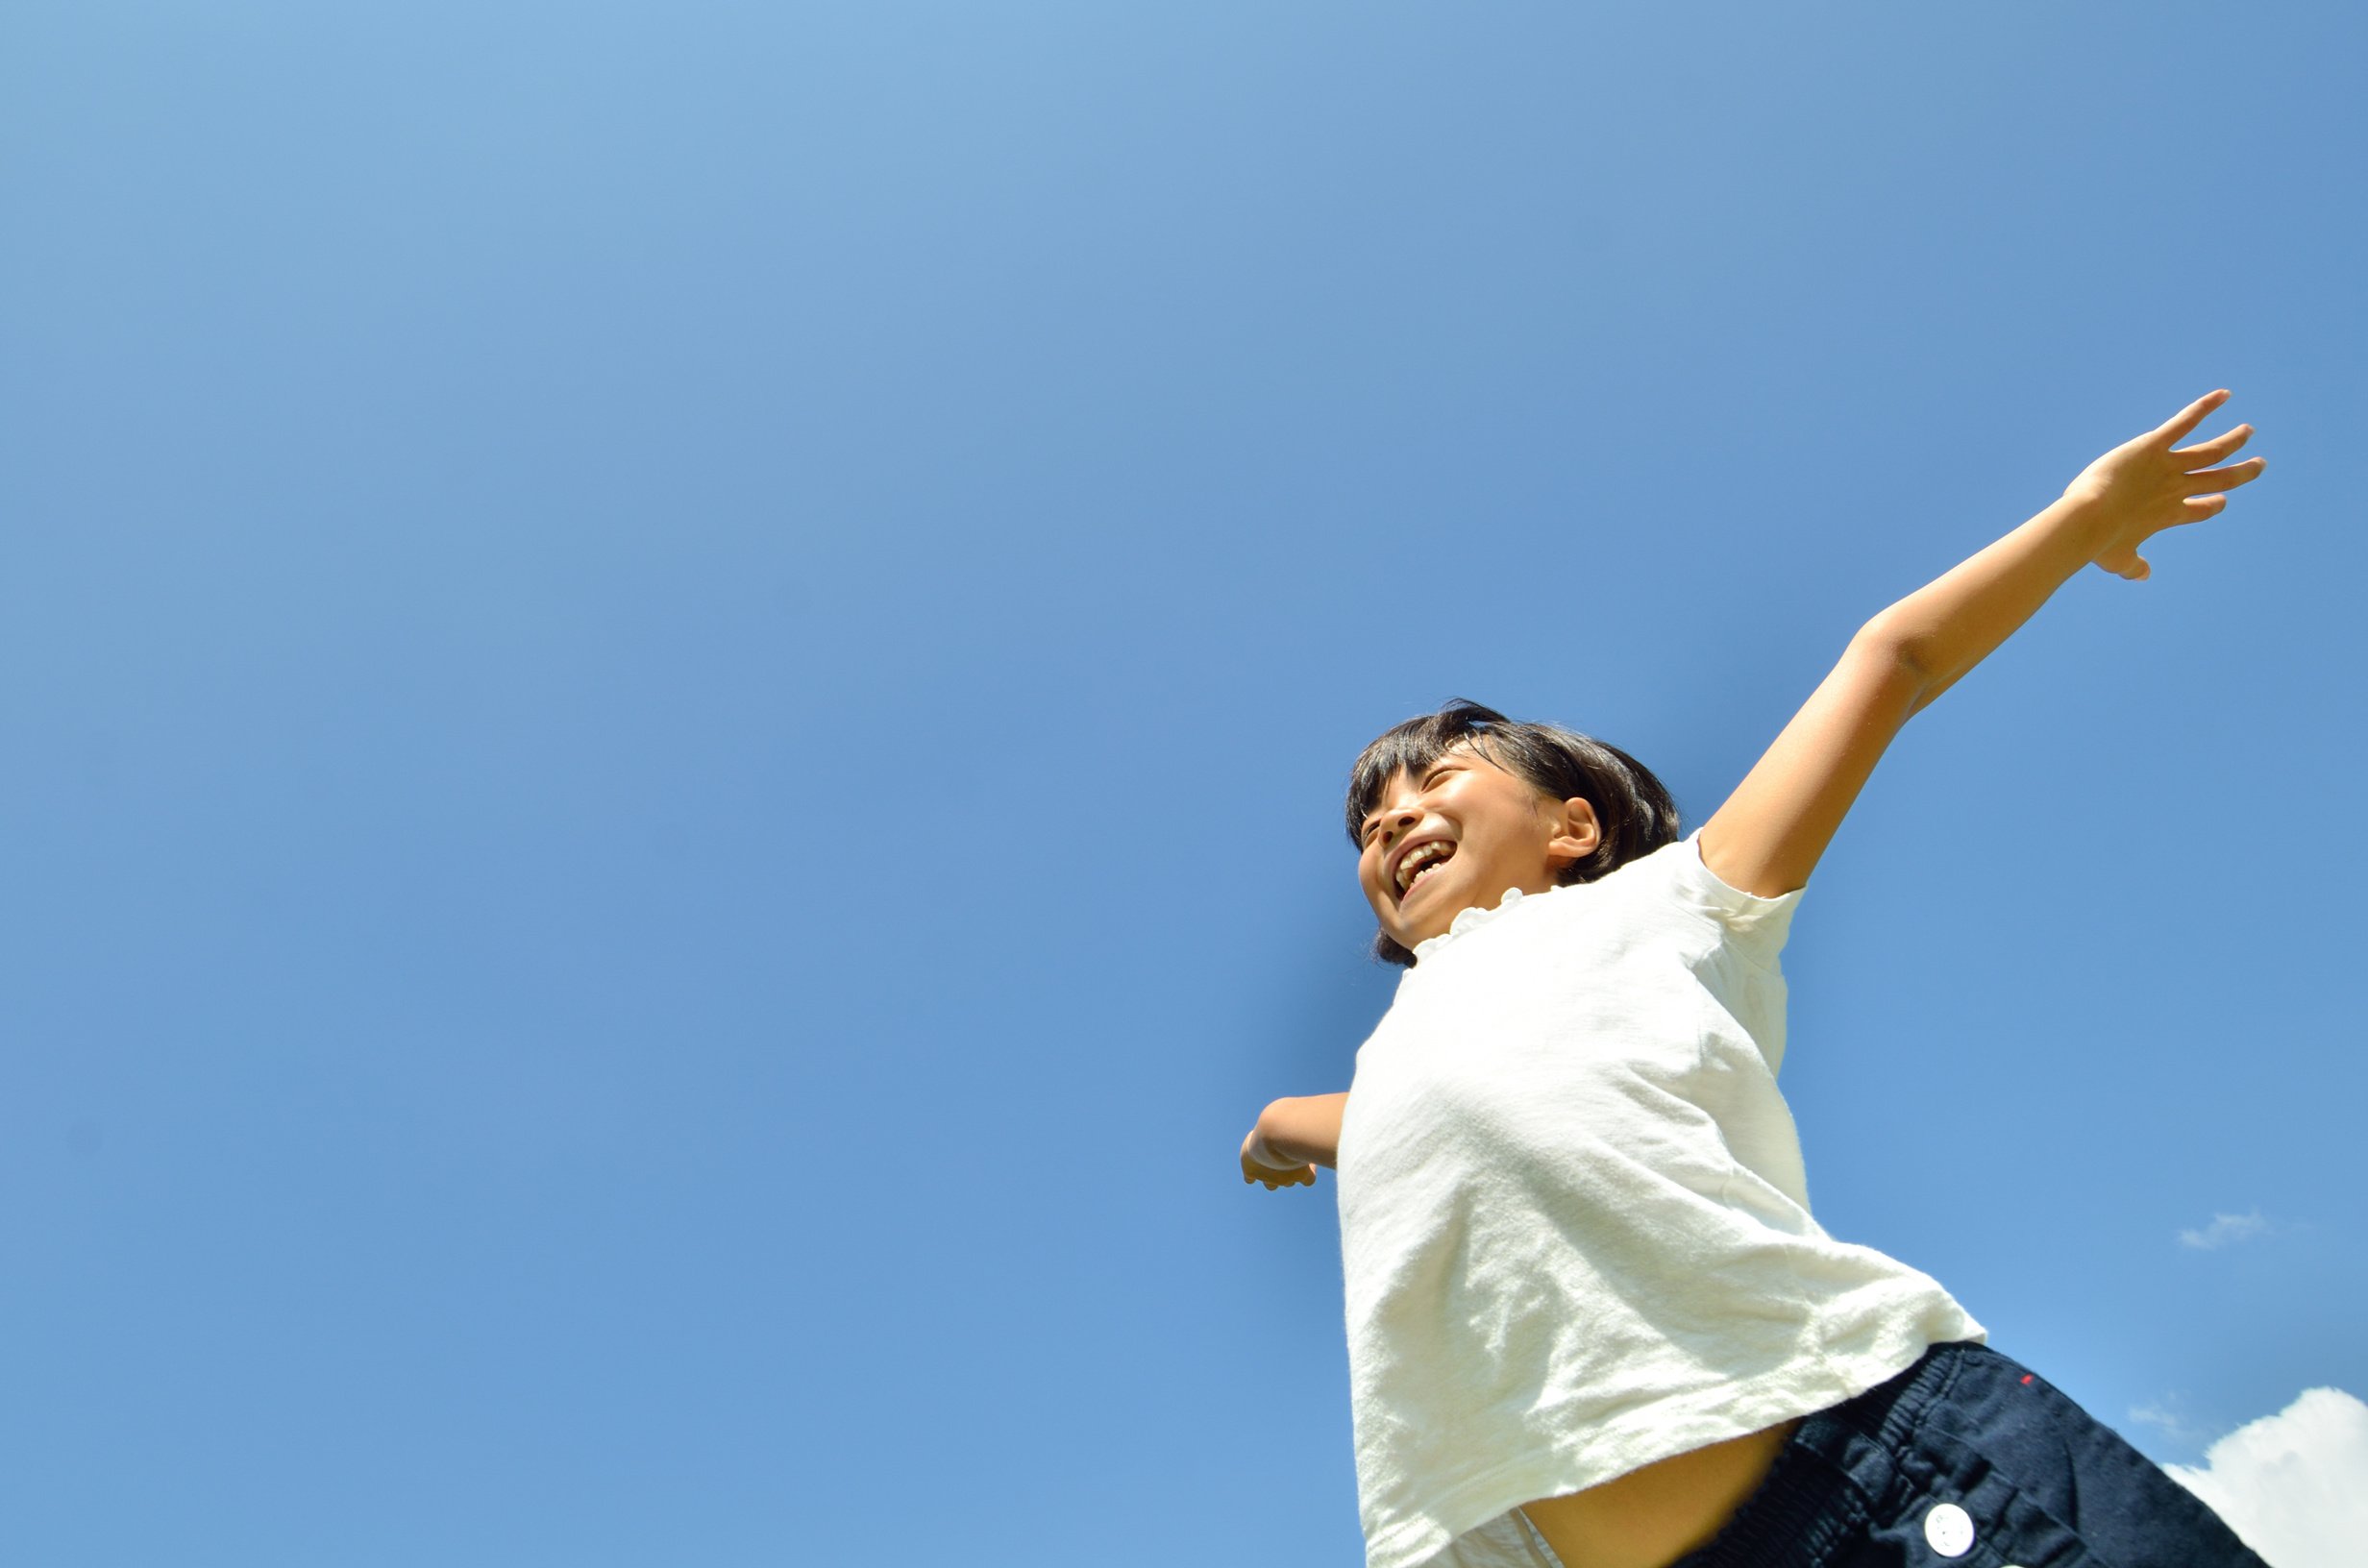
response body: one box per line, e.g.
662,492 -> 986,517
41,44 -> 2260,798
1394,841 -> 1454,894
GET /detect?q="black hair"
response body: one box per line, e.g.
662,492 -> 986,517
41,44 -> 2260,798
1345,699 -> 1682,967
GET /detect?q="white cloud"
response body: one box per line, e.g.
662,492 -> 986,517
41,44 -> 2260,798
2179,1210 -> 2270,1250
2129,1394 -> 2208,1446
2163,1387 -> 2368,1568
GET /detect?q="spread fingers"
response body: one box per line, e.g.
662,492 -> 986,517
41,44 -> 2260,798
2183,455 -> 2268,496
2173,422 -> 2254,469
2154,388 -> 2232,445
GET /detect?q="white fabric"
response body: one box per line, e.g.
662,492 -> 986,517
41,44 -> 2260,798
1336,832 -> 1984,1568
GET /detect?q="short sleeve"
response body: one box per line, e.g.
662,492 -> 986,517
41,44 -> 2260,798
1653,829 -> 1804,968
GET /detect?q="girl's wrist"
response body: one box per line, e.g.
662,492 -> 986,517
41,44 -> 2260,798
2047,490 -> 2129,558
1247,1127 -> 1308,1170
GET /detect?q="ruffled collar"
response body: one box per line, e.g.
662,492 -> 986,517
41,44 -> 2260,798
1410,884 -> 1536,961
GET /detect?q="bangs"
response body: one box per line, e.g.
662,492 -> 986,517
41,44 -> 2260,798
1344,700 -> 1511,845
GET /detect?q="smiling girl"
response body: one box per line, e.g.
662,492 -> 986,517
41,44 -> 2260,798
1241,392 -> 2271,1568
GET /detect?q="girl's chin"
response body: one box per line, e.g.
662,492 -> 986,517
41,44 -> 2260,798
1393,889 -> 1454,944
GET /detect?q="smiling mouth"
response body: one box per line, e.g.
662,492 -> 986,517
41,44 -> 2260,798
1394,841 -> 1457,901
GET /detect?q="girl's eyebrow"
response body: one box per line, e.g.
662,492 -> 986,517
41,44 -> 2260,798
1360,760 -> 1462,837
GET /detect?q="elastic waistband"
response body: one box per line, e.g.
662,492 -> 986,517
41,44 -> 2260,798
1669,1343 -> 1974,1568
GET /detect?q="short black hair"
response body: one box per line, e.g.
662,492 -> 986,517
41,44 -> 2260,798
1345,699 -> 1682,967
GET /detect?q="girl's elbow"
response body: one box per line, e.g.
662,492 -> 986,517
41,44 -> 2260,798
1853,615 -> 1937,694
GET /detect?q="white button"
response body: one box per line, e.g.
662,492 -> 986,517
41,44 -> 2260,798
1923,1502 -> 1976,1557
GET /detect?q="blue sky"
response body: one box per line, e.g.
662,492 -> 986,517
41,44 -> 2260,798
4,4 -> 2361,1563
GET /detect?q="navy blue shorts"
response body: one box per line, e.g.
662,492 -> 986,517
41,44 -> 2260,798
1669,1342 -> 2265,1568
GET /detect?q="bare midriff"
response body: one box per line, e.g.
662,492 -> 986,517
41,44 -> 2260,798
1517,1419 -> 1801,1568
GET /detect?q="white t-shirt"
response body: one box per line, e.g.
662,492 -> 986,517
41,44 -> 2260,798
1336,832 -> 1984,1568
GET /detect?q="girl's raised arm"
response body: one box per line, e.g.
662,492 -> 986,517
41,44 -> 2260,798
1697,390 -> 2264,900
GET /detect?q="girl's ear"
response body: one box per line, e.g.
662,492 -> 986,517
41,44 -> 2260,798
1544,796 -> 1602,870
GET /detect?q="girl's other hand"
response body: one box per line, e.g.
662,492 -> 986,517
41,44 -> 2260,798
2061,389 -> 2266,580
1241,1128 -> 1317,1189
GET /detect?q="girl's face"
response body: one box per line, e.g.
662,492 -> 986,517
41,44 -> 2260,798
1356,742 -> 1601,952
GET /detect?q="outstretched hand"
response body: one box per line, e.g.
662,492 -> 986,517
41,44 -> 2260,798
2061,389 -> 2266,580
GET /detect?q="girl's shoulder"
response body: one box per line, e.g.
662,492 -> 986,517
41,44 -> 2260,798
1580,832 -> 1805,958
1651,830 -> 1803,956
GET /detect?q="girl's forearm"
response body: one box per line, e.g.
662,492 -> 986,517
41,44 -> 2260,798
1869,496 -> 2115,715
1255,1092 -> 1349,1169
